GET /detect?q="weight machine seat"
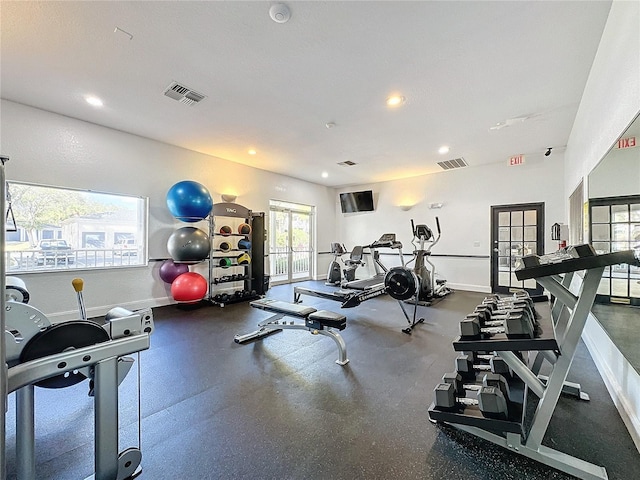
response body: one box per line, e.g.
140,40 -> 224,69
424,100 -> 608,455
250,298 -> 317,317
308,310 -> 347,330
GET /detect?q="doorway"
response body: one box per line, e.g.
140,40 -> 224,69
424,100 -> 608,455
269,201 -> 314,285
490,203 -> 545,297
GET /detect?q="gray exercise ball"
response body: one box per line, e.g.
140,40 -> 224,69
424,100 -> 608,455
167,227 -> 210,263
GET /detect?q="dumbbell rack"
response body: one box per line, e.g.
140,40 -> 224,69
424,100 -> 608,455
428,245 -> 640,480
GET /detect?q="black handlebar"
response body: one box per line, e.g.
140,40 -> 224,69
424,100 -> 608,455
435,217 -> 441,235
411,219 -> 415,236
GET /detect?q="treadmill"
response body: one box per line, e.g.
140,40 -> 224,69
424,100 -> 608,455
342,233 -> 404,291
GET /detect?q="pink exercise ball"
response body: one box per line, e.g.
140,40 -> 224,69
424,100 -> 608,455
159,259 -> 189,284
171,272 -> 208,303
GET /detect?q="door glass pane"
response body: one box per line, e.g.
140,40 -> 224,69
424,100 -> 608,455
499,212 -> 510,226
524,226 -> 536,242
511,211 -> 523,226
612,242 -> 629,252
499,272 -> 510,287
523,210 -> 537,225
611,204 -> 629,222
597,278 -> 610,295
498,227 -> 510,241
631,204 -> 640,222
291,212 -> 311,279
612,224 -> 629,241
591,205 -> 610,223
611,278 -> 628,297
524,279 -> 536,289
592,242 -> 610,254
270,210 -> 289,278
630,266 -> 640,297
498,242 -> 510,256
511,227 -> 523,241
523,242 -> 536,256
510,273 -> 522,287
632,223 -> 640,243
630,281 -> 640,298
592,224 -> 610,241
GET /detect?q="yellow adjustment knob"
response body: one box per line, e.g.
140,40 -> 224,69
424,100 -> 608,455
72,278 -> 84,292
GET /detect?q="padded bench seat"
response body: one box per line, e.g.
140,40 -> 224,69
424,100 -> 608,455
250,298 -> 317,317
307,310 -> 347,331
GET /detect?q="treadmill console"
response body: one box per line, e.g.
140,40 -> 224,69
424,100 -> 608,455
371,233 -> 402,249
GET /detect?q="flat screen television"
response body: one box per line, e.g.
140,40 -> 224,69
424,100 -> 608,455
339,190 -> 374,213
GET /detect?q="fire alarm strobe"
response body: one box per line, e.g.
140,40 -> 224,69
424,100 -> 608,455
269,3 -> 291,24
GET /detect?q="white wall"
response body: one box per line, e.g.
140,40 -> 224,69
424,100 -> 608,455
335,155 -> 565,292
588,143 -> 640,198
564,0 -> 640,200
563,0 -> 640,449
0,100 -> 336,319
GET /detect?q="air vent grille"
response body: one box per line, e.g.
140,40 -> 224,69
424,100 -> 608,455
437,157 -> 468,170
337,161 -> 357,166
163,81 -> 206,106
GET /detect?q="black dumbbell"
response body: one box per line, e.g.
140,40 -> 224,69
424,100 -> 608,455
460,313 -> 534,339
455,353 -> 511,379
220,293 -> 229,303
475,302 -> 536,327
480,297 -> 539,322
442,371 -> 511,402
434,373 -> 509,419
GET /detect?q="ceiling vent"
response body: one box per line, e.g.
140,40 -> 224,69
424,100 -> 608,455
437,157 -> 468,170
163,81 -> 206,106
337,161 -> 357,166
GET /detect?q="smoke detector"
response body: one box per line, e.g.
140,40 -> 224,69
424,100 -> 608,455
269,4 -> 291,23
163,81 -> 206,106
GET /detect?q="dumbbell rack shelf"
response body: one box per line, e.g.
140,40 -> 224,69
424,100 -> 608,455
429,246 -> 640,480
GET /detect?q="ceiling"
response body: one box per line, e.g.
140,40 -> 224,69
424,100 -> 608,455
0,1 -> 612,188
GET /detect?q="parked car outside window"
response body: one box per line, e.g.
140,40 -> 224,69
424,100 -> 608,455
34,239 -> 74,265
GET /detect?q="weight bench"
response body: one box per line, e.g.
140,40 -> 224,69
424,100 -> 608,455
234,298 -> 349,365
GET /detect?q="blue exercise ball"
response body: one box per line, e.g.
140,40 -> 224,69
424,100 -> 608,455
167,227 -> 210,263
166,181 -> 213,222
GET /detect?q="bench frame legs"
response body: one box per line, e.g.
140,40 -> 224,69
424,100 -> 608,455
234,313 -> 349,366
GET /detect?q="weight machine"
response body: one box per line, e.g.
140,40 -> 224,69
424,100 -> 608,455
3,276 -> 154,480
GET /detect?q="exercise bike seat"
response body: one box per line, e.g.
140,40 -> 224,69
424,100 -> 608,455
344,245 -> 364,266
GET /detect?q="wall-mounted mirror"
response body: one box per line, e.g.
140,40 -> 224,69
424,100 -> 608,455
587,112 -> 640,372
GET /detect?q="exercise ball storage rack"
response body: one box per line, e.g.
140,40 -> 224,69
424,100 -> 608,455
208,202 -> 266,306
428,244 -> 640,480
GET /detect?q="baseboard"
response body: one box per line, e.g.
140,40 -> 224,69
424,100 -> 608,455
582,314 -> 640,452
447,283 -> 492,294
47,297 -> 175,322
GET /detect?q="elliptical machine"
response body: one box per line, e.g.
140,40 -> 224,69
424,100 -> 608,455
407,217 -> 451,304
384,217 -> 452,334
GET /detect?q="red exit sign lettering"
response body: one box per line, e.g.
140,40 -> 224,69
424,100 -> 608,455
509,154 -> 525,166
617,137 -> 636,149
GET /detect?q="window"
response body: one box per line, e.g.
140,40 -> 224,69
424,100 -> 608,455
5,182 -> 148,272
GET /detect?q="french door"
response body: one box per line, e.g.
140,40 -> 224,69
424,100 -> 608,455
269,202 -> 313,285
589,195 -> 640,305
490,203 -> 545,297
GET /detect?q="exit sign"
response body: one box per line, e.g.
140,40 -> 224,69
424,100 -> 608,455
509,154 -> 525,166
617,136 -> 636,149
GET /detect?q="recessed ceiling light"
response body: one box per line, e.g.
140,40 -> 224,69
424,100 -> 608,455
321,172 -> 329,178
386,95 -> 405,107
248,149 -> 257,155
85,96 -> 103,107
438,146 -> 450,155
